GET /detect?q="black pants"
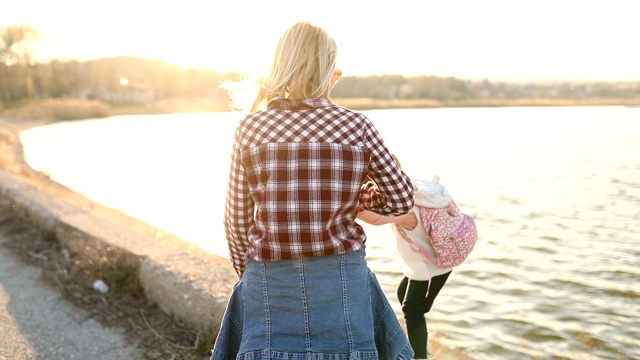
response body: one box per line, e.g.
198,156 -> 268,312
396,271 -> 452,359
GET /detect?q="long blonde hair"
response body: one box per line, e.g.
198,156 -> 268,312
223,22 -> 338,112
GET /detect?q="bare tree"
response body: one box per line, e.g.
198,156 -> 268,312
0,25 -> 41,65
0,25 -> 42,104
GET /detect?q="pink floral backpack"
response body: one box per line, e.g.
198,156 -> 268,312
419,199 -> 478,268
396,177 -> 478,269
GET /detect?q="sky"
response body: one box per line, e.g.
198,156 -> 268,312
2,0 -> 640,82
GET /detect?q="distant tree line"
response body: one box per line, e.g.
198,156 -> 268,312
0,55 -> 233,106
331,75 -> 640,102
2,24 -> 640,110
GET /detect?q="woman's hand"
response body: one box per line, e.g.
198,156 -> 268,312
395,211 -> 417,230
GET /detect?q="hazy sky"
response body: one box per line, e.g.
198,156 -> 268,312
3,0 -> 639,82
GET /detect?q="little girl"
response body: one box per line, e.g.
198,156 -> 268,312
358,171 -> 454,360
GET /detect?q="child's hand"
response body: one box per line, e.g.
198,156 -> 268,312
395,211 -> 417,230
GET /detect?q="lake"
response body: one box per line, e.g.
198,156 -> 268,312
20,106 -> 640,360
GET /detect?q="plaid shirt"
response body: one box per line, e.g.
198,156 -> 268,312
224,97 -> 414,278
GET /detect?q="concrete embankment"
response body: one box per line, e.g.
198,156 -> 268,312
0,118 -> 236,348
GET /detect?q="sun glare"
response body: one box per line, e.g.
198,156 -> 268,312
3,0 -> 640,81
119,77 -> 129,86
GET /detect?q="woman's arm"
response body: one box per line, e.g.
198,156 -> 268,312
224,124 -> 254,279
357,209 -> 418,229
359,118 -> 414,216
395,211 -> 418,230
357,210 -> 396,226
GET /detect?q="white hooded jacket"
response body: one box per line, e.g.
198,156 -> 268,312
392,178 -> 454,280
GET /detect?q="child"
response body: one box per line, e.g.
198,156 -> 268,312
358,169 -> 454,360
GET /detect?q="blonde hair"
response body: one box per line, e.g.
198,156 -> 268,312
222,22 -> 336,113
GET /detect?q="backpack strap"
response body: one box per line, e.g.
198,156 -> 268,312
395,224 -> 434,298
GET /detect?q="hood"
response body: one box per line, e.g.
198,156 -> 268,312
413,176 -> 453,209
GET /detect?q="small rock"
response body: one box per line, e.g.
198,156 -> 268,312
92,279 -> 109,294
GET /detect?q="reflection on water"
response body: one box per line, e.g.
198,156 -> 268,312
20,106 -> 640,360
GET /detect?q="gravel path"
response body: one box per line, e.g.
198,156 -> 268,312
0,225 -> 144,360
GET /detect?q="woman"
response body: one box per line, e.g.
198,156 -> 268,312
212,22 -> 415,360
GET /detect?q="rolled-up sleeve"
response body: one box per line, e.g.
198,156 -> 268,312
359,119 -> 414,215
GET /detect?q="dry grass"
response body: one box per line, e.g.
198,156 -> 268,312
140,97 -> 230,114
332,97 -> 640,110
0,97 -> 230,123
332,98 -> 443,109
0,213 -> 212,360
2,99 -> 112,121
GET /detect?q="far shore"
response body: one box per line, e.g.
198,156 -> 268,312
334,97 -> 640,109
2,97 -> 640,123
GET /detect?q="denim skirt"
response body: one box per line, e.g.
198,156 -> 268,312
211,249 -> 414,360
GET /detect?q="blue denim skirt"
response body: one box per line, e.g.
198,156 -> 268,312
211,249 -> 414,360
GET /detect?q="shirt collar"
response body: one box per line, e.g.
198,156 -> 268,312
267,97 -> 334,111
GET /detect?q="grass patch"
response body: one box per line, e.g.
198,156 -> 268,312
2,98 -> 112,121
1,97 -> 231,123
0,212 -> 211,359
100,264 -> 145,298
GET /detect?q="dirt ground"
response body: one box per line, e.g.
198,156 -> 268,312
0,212 -> 212,360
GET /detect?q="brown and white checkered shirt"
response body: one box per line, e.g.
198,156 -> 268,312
224,97 -> 414,278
